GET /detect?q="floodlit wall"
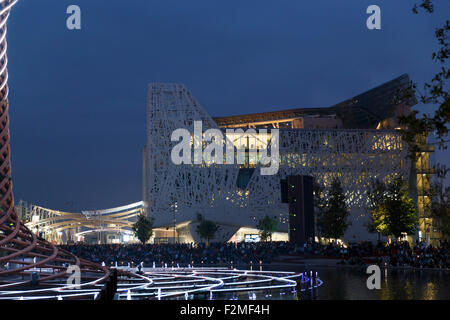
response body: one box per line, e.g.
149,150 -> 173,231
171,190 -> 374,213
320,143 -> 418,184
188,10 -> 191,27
143,84 -> 411,242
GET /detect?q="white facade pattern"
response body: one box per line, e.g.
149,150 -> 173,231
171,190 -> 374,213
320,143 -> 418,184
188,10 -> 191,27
143,84 -> 410,240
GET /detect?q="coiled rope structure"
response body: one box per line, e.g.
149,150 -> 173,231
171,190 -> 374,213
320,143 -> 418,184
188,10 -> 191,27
0,0 -> 121,299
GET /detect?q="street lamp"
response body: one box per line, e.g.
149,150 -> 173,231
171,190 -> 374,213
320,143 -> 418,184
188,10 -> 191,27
173,202 -> 178,244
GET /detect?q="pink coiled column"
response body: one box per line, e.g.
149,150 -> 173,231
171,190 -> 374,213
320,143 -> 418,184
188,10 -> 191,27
0,1 -> 116,299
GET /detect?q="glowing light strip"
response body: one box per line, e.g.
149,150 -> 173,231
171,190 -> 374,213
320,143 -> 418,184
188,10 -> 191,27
118,268 -> 320,300
82,201 -> 144,215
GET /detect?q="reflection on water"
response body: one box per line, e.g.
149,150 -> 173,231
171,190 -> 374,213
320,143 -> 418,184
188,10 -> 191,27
271,265 -> 450,300
135,264 -> 450,301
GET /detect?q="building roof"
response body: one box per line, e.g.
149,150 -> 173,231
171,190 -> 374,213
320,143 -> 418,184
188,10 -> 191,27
213,74 -> 417,129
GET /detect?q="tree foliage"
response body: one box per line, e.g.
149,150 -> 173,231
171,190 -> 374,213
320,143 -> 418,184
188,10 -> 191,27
367,176 -> 419,239
313,181 -> 326,215
366,179 -> 390,237
317,178 -> 350,240
256,215 -> 278,242
313,181 -> 326,238
398,0 -> 449,155
132,214 -> 154,244
196,214 -> 219,247
385,179 -> 418,238
427,164 -> 450,239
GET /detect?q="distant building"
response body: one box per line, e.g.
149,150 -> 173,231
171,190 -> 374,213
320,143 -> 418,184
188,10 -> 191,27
16,201 -> 144,244
143,74 -> 437,244
17,75 -> 437,245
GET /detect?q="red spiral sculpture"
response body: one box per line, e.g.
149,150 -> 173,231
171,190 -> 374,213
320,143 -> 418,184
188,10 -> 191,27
0,0 -> 121,300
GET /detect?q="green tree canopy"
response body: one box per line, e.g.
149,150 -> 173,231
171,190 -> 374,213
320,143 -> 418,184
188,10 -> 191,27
196,214 -> 219,248
398,0 -> 449,155
256,216 -> 278,242
367,178 -> 390,238
132,214 -> 154,244
317,177 -> 350,240
367,176 -> 418,239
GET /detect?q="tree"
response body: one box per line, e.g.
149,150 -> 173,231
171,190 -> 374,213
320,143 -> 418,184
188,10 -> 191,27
366,179 -> 390,239
367,176 -> 419,240
317,177 -> 350,241
313,181 -> 326,240
256,216 -> 278,242
313,181 -> 326,216
384,177 -> 418,238
196,214 -> 219,248
397,0 -> 449,155
428,164 -> 450,239
132,214 -> 154,244
431,186 -> 450,239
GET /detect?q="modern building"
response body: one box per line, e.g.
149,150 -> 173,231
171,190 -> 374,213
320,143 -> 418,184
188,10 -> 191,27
143,74 -> 436,244
17,74 -> 436,245
16,200 -> 144,244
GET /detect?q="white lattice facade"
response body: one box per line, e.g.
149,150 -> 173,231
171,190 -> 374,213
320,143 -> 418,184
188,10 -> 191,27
143,84 -> 411,242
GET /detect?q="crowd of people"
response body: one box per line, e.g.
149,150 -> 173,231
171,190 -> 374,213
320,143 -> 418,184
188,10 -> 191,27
60,242 -> 296,266
373,240 -> 449,269
59,240 -> 450,270
299,240 -> 450,269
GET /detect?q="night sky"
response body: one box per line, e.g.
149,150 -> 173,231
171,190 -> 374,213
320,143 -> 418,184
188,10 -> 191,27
7,0 -> 450,212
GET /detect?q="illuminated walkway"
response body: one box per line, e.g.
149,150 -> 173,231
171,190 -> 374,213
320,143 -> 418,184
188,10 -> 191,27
115,267 -> 320,300
20,201 -> 144,243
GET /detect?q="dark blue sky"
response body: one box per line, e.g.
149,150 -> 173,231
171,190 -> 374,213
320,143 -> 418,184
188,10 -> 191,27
7,0 -> 449,211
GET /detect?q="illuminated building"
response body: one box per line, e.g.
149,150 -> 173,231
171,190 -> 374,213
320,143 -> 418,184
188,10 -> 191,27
14,76 -> 436,245
16,201 -> 144,244
143,74 -> 436,244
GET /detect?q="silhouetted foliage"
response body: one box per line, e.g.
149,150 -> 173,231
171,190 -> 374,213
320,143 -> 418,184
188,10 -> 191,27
256,216 -> 278,242
366,179 -> 389,239
398,0 -> 449,155
196,214 -> 219,248
317,178 -> 350,240
427,165 -> 450,239
132,214 -> 154,244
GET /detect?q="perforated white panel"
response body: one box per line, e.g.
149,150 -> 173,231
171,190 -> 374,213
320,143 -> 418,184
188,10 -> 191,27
144,84 -> 410,232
